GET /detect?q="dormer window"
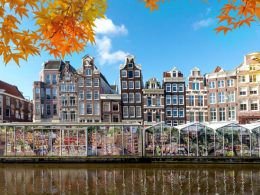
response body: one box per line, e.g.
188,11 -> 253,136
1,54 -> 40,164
172,71 -> 177,77
86,69 -> 92,76
128,63 -> 133,68
65,73 -> 70,81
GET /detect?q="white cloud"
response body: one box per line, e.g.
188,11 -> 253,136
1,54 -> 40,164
94,17 -> 128,36
192,18 -> 214,30
95,36 -> 128,65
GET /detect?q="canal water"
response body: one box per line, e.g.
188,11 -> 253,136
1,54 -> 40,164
0,163 -> 259,194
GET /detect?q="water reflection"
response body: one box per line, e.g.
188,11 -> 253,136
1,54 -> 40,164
0,164 -> 260,194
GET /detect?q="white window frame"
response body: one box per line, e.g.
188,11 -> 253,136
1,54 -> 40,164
129,81 -> 134,89
122,81 -> 127,89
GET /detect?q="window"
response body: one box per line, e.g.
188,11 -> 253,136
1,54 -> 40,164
192,82 -> 199,90
173,108 -> 178,117
46,105 -> 51,115
240,88 -> 247,96
128,71 -> 133,78
179,84 -> 184,92
68,84 -> 75,92
45,74 -> 50,84
135,93 -> 141,103
218,92 -> 225,103
129,81 -> 134,89
16,100 -> 19,109
198,112 -> 203,122
112,115 -> 119,122
166,84 -> 171,92
239,76 -> 246,83
15,110 -> 20,119
209,81 -> 215,89
227,79 -> 234,87
179,95 -> 184,105
172,84 -> 177,92
251,102 -> 258,111
129,106 -> 135,117
79,90 -> 84,99
86,79 -> 92,87
94,90 -> 99,100
250,87 -> 258,95
156,112 -> 160,122
86,69 -> 92,76
61,96 -> 67,106
166,107 -> 171,117
227,91 -> 235,102
218,80 -> 225,88
156,97 -> 161,106
129,93 -> 134,103
198,95 -> 203,106
250,75 -> 257,83
53,104 -> 57,115
250,66 -> 256,70
135,70 -> 140,77
179,108 -> 184,117
147,97 -> 152,106
103,114 -> 110,122
94,103 -> 100,115
112,103 -> 119,111
78,78 -> 84,87
166,95 -> 171,105
35,88 -> 40,99
172,71 -> 177,77
128,63 -> 133,68
210,92 -> 216,104
122,93 -> 128,103
61,84 -> 66,92
122,70 -> 127,77
86,91 -> 92,100
52,74 -> 57,84
86,104 -> 92,114
122,81 -> 127,89
147,112 -> 152,122
5,108 -> 10,117
65,73 -> 70,81
219,107 -> 225,121
173,120 -> 178,126
69,97 -> 75,106
240,102 -> 247,111
189,95 -> 194,106
190,112 -> 194,122
52,88 -> 57,99
135,81 -> 140,89
172,95 -> 178,105
136,106 -> 142,118
35,104 -> 40,115
123,106 -> 128,118
228,107 -> 235,120
93,78 -> 99,87
210,108 -> 216,121
46,88 -> 51,99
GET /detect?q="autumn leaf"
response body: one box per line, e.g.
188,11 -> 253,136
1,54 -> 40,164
215,26 -> 232,34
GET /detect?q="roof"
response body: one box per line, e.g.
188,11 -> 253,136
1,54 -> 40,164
43,60 -> 64,70
0,80 -> 24,99
213,66 -> 223,73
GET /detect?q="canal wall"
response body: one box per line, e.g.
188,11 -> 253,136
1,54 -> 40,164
2,156 -> 260,164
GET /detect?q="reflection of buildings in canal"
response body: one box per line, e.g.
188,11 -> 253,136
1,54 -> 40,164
1,166 -> 260,194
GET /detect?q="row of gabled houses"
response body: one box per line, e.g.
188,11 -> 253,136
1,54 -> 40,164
1,52 -> 260,126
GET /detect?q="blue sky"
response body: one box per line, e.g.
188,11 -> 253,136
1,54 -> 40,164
1,0 -> 260,99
